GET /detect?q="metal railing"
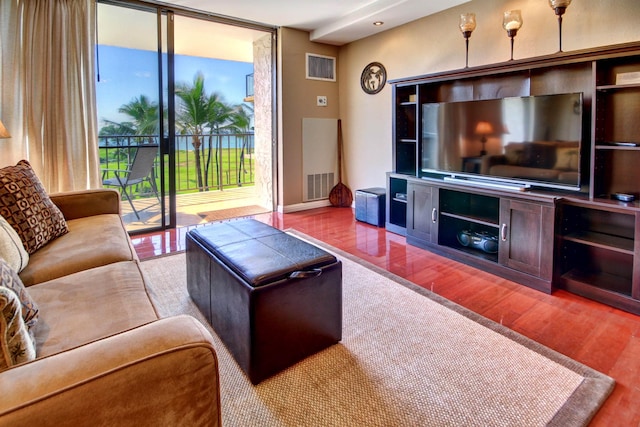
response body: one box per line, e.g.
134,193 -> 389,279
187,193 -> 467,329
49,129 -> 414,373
99,133 -> 255,195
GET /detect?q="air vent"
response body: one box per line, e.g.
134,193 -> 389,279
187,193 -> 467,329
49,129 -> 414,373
306,53 -> 336,82
305,172 -> 335,201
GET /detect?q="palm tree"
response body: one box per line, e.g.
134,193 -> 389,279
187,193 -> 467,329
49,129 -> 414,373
204,93 -> 234,190
175,72 -> 212,191
98,120 -> 137,165
98,120 -> 135,145
117,95 -> 160,144
108,72 -> 254,192
229,103 -> 254,185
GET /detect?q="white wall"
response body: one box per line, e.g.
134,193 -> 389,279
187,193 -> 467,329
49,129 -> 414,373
337,0 -> 640,193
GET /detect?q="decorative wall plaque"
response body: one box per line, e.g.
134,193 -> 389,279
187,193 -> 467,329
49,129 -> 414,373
360,62 -> 387,94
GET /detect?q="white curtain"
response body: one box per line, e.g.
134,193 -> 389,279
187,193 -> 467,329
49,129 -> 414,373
0,0 -> 100,192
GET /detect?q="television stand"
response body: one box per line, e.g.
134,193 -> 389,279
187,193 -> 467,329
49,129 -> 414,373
443,176 -> 530,192
390,173 -> 555,294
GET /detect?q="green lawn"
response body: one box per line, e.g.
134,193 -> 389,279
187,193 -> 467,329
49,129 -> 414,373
100,147 -> 255,197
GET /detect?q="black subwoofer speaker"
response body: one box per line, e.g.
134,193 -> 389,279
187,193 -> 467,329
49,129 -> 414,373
355,187 -> 386,227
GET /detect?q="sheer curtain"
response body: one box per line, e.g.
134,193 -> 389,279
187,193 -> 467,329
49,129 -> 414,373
0,0 -> 100,192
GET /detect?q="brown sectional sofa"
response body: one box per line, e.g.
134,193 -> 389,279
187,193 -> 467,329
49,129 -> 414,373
481,141 -> 580,185
0,188 -> 221,426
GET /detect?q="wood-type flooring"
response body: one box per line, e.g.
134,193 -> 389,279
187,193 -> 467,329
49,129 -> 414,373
131,207 -> 640,427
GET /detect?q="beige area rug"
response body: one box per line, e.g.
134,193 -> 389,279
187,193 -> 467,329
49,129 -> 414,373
140,230 -> 614,427
197,205 -> 270,222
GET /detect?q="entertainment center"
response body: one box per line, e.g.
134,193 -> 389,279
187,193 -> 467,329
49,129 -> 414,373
386,41 -> 640,314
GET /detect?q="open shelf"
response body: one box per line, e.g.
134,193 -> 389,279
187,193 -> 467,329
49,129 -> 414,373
438,214 -> 499,264
596,83 -> 640,91
386,175 -> 408,234
446,243 -> 499,263
562,268 -> 632,297
563,231 -> 634,254
556,199 -> 639,311
439,189 -> 499,226
440,212 -> 499,229
595,144 -> 640,150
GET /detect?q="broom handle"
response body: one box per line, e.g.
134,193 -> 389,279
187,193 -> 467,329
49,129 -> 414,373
337,119 -> 343,183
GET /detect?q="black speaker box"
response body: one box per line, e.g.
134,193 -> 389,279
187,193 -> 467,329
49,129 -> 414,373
456,230 -> 498,253
355,187 -> 386,227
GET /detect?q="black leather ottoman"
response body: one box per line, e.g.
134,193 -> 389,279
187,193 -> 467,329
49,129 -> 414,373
185,219 -> 342,384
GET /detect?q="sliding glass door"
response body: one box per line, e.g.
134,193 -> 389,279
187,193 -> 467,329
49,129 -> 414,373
170,15 -> 274,229
97,2 -> 168,232
96,1 -> 275,233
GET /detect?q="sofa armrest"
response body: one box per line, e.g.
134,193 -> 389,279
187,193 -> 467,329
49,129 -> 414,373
0,315 -> 221,426
49,189 -> 121,220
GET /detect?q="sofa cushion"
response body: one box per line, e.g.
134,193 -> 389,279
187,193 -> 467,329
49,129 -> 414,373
557,171 -> 580,184
18,214 -> 137,287
519,142 -> 557,169
28,261 -> 158,357
0,215 -> 29,272
504,143 -> 524,165
489,164 -> 561,181
0,160 -> 68,254
0,258 -> 38,329
553,146 -> 580,171
0,286 -> 36,371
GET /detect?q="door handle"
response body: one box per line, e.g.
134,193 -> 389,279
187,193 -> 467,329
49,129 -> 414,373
431,208 -> 437,223
501,224 -> 508,241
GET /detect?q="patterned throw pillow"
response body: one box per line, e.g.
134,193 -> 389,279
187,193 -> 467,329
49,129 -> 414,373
0,286 -> 36,371
0,258 -> 38,329
0,160 -> 68,254
0,215 -> 29,272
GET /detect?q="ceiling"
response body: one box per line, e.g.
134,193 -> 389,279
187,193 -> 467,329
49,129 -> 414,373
161,0 -> 470,45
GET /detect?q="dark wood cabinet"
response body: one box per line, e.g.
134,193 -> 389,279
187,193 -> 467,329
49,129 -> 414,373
406,180 -> 437,243
388,42 -> 640,312
402,176 -> 555,293
499,199 -> 554,283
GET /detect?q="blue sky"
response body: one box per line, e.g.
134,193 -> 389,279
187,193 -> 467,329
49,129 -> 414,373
96,45 -> 254,127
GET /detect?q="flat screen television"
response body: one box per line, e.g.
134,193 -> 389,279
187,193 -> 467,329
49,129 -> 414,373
421,92 -> 585,192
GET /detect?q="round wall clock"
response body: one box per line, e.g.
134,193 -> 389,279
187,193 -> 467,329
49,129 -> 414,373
360,62 -> 387,94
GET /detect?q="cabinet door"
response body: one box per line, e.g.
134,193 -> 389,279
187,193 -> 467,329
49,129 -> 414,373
499,199 -> 554,280
407,182 -> 438,243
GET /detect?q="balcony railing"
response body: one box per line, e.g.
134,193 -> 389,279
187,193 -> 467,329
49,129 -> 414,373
99,133 -> 255,195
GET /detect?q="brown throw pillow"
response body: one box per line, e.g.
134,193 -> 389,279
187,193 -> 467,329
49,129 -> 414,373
0,160 -> 68,254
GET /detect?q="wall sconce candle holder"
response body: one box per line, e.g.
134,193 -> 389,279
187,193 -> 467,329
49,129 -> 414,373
502,10 -> 523,61
459,13 -> 477,68
549,0 -> 572,52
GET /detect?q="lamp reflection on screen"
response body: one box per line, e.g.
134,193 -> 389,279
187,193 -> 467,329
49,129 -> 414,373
0,120 -> 10,139
475,121 -> 494,155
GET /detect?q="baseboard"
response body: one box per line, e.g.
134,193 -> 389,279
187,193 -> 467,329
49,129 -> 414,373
278,199 -> 354,213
